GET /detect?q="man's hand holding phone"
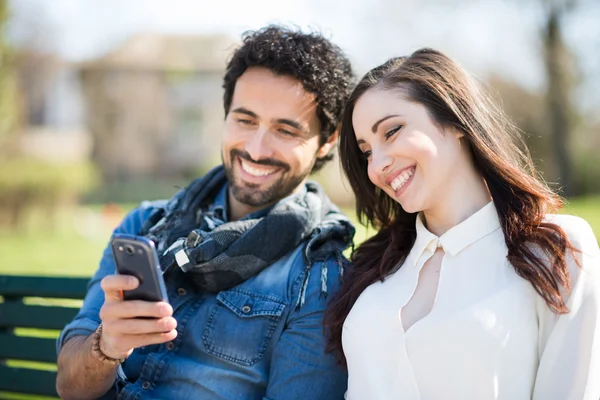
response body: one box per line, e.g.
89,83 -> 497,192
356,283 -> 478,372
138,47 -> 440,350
98,275 -> 177,360
97,234 -> 177,360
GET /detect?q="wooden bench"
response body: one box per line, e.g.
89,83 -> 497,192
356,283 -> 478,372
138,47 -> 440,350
0,275 -> 89,398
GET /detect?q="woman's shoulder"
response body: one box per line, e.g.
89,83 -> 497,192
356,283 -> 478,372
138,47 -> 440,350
542,214 -> 599,309
544,213 -> 599,256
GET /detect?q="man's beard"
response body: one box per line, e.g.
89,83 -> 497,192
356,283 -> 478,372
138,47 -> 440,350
224,149 -> 313,208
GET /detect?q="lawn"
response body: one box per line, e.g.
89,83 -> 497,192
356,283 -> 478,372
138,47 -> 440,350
0,197 -> 598,277
563,196 -> 600,234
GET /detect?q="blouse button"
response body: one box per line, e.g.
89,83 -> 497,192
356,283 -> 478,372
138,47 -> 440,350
142,381 -> 151,390
241,305 -> 252,313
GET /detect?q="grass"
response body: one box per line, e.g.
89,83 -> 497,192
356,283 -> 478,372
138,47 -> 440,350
0,197 -> 598,277
0,205 -> 132,277
563,196 -> 600,233
0,231 -> 108,277
0,393 -> 57,400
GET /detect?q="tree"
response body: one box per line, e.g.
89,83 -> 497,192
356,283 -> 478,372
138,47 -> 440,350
541,0 -> 579,196
0,1 -> 98,229
0,0 -> 22,156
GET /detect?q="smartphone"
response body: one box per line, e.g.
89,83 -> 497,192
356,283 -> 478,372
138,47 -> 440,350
110,233 -> 169,302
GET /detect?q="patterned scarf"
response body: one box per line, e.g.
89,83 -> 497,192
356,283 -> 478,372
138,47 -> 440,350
140,166 -> 354,293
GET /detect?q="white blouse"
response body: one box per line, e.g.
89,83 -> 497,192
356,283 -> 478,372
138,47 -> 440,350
342,202 -> 600,400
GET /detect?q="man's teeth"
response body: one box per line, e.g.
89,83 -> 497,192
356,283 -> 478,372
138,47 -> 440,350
390,168 -> 415,191
241,159 -> 277,177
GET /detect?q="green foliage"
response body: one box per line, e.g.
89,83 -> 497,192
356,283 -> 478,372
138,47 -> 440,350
574,152 -> 600,194
0,69 -> 21,146
83,178 -> 184,204
0,158 -> 98,194
0,158 -> 100,229
0,0 -> 22,151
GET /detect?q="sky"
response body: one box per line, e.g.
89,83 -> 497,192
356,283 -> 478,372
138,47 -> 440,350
6,0 -> 600,108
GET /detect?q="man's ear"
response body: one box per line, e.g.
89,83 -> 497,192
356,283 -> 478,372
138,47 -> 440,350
317,130 -> 339,158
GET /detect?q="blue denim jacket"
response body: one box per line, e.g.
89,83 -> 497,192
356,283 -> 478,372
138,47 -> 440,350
57,186 -> 348,400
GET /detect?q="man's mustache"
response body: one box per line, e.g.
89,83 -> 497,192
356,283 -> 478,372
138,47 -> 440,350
231,150 -> 290,171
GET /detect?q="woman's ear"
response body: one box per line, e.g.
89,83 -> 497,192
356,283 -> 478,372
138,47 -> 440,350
448,126 -> 464,140
317,130 -> 339,158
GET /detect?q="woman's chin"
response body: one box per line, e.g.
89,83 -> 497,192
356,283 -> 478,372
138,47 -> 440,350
398,200 -> 421,215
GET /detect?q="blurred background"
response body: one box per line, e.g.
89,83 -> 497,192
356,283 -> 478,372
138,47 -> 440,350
0,0 -> 599,278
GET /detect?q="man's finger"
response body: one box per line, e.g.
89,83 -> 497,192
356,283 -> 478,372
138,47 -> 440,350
100,275 -> 139,302
105,316 -> 177,335
102,300 -> 172,320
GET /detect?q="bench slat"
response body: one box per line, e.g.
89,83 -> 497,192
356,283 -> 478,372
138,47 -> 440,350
0,275 -> 89,299
0,303 -> 80,330
0,365 -> 58,396
0,333 -> 58,363
0,275 -> 88,398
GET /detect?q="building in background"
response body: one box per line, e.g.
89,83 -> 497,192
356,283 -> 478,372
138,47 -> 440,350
78,33 -> 236,181
14,49 -> 91,163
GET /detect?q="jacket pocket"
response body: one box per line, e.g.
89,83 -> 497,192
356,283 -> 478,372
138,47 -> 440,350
202,289 -> 286,366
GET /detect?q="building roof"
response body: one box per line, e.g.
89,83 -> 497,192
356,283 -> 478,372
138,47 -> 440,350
79,33 -> 238,72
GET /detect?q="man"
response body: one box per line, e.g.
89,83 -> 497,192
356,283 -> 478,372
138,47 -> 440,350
56,25 -> 355,400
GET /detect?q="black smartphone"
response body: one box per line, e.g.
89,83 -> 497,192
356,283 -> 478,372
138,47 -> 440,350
110,233 -> 169,302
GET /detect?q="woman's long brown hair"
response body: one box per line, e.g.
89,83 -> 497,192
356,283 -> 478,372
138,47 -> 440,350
324,49 -> 577,365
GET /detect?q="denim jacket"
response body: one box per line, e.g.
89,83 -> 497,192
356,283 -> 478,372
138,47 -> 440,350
57,186 -> 348,400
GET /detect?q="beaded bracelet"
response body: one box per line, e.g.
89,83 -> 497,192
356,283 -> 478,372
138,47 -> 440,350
91,323 -> 126,366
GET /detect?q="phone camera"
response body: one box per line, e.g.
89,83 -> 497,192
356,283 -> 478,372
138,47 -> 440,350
125,245 -> 136,255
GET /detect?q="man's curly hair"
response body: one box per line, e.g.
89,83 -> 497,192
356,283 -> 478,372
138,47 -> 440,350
223,25 -> 354,172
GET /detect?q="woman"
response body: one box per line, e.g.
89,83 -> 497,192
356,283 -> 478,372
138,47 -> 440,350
325,49 -> 600,399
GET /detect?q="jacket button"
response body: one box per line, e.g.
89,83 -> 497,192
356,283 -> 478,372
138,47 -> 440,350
241,305 -> 251,313
177,288 -> 187,296
142,381 -> 151,390
166,342 -> 175,351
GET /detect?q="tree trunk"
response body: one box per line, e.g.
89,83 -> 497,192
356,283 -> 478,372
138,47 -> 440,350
544,6 -> 576,196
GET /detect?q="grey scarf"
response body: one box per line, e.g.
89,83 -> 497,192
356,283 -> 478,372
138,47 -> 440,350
140,166 -> 354,295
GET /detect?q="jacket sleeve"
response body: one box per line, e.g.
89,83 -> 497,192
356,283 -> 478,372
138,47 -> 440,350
56,202 -> 161,353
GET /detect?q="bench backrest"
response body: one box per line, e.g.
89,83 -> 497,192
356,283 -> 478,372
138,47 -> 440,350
0,275 -> 89,398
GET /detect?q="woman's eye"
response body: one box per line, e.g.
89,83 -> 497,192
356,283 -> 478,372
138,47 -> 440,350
384,125 -> 402,139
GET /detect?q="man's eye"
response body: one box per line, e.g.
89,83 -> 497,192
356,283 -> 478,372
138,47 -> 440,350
279,128 -> 296,136
237,119 -> 254,125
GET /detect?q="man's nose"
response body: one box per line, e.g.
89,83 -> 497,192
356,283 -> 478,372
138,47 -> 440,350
245,126 -> 275,161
